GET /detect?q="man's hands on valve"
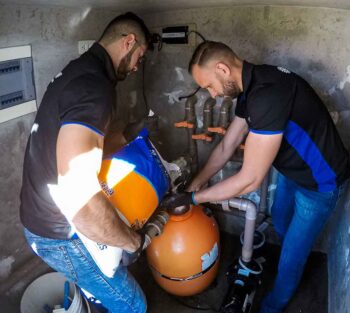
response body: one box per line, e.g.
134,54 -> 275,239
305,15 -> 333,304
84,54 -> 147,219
186,180 -> 207,192
121,233 -> 147,266
121,234 -> 145,266
120,210 -> 169,266
160,191 -> 197,210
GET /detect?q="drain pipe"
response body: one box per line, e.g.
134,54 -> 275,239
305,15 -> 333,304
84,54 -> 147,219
203,98 -> 215,134
192,97 -> 215,142
186,96 -> 198,173
174,95 -> 198,173
213,197 -> 257,263
259,173 -> 269,214
174,95 -> 197,129
188,127 -> 198,173
208,97 -> 232,135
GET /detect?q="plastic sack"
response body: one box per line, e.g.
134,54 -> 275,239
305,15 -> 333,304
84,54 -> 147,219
79,129 -> 170,277
98,128 -> 170,229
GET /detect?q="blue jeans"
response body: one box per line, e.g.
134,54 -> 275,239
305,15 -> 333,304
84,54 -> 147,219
260,174 -> 347,313
24,228 -> 146,313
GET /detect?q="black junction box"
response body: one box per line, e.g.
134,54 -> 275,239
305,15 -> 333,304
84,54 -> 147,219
162,26 -> 189,44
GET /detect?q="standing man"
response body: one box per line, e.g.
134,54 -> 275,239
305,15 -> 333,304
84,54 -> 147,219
161,41 -> 350,313
20,12 -> 151,313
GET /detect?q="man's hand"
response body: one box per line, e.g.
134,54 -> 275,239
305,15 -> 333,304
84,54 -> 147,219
121,233 -> 146,266
186,179 -> 207,192
160,192 -> 196,209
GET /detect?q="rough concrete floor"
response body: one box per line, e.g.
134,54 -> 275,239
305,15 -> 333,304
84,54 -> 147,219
1,232 -> 327,313
129,232 -> 328,313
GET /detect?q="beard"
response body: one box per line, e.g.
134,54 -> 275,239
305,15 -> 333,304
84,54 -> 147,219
223,80 -> 240,98
217,75 -> 241,98
116,50 -> 133,81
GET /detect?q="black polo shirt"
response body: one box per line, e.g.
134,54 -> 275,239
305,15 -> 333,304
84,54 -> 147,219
236,61 -> 350,192
20,43 -> 117,239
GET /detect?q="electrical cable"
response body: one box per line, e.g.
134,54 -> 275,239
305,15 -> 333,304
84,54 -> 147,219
178,86 -> 201,101
157,39 -> 163,51
188,30 -> 207,42
151,33 -> 163,51
147,30 -> 205,102
177,30 -> 206,101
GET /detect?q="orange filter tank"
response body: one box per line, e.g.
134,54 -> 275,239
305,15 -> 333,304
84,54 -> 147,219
146,205 -> 220,296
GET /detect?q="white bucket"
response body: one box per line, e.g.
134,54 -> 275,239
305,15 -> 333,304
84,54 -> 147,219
20,272 -> 90,313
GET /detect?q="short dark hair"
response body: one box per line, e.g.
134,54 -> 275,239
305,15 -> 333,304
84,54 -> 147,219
188,41 -> 237,73
99,12 -> 151,48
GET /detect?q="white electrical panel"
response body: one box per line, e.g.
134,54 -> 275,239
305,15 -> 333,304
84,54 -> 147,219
0,45 -> 37,123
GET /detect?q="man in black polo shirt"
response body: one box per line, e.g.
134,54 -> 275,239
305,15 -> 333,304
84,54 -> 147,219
20,12 -> 150,313
161,41 -> 350,312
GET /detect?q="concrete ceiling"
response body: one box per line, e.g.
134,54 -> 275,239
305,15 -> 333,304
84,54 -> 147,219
0,0 -> 350,12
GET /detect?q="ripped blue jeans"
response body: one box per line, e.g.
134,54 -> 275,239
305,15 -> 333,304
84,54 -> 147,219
24,228 -> 146,313
260,174 -> 347,313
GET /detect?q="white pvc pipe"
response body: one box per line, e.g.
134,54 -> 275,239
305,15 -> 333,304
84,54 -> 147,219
213,198 -> 257,263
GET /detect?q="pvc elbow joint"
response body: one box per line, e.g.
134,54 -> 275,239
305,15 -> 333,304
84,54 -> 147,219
228,198 -> 257,220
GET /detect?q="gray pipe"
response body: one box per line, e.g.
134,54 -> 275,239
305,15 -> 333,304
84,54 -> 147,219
203,97 -> 215,133
267,167 -> 279,215
259,173 -> 269,214
218,97 -> 232,128
213,197 -> 257,263
185,95 -> 197,125
185,96 -> 198,173
188,126 -> 198,173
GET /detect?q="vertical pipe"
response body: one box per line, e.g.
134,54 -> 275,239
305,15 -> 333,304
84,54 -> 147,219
203,98 -> 215,133
242,216 -> 256,262
188,127 -> 198,173
259,172 -> 269,214
226,198 -> 257,263
185,96 -> 198,173
268,168 -> 279,215
218,97 -> 232,128
185,95 -> 197,125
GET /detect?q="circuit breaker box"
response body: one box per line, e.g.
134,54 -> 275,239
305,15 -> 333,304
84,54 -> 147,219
0,45 -> 37,123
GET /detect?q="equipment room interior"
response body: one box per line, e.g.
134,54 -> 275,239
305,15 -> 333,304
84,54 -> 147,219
0,1 -> 350,313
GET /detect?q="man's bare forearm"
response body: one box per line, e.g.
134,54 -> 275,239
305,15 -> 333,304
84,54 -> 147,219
72,191 -> 140,252
191,137 -> 242,188
195,170 -> 259,204
190,119 -> 248,191
195,142 -> 232,184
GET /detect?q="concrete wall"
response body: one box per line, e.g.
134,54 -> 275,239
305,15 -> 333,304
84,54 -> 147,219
137,6 -> 350,160
0,3 -> 120,286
